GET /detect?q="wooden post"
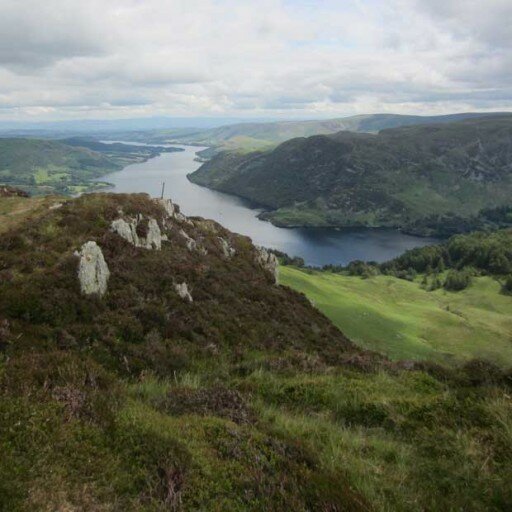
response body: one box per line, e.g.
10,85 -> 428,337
161,182 -> 165,199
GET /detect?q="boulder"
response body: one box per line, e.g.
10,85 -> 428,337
218,237 -> 236,259
111,216 -> 163,250
179,229 -> 197,251
156,198 -> 193,225
76,241 -> 110,297
174,282 -> 193,302
179,229 -> 207,255
255,247 -> 278,284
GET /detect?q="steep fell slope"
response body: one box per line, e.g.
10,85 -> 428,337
189,115 -> 512,233
1,193 -> 511,511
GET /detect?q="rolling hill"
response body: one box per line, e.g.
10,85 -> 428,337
0,138 -> 181,196
189,115 -> 512,235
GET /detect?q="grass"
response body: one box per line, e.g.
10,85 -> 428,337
249,368 -> 512,512
0,196 -> 63,234
280,266 -> 512,367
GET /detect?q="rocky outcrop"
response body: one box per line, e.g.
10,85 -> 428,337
156,198 -> 178,218
174,282 -> 193,302
179,229 -> 207,255
255,247 -> 278,284
218,237 -> 236,259
180,229 -> 197,251
156,198 -> 192,225
76,241 -> 110,297
111,216 -> 164,250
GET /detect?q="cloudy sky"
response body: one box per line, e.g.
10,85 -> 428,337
1,0 -> 511,121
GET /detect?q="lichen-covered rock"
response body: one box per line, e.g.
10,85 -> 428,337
157,198 -> 178,218
255,247 -> 278,284
179,229 -> 197,251
174,282 -> 193,302
156,198 -> 193,225
179,229 -> 207,255
76,241 -> 110,296
145,218 -> 164,249
218,237 -> 236,259
111,216 -> 163,250
111,218 -> 137,244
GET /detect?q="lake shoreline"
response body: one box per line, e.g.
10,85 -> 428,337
94,142 -> 440,266
187,172 -> 449,240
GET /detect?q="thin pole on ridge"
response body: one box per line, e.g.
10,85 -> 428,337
161,182 -> 166,199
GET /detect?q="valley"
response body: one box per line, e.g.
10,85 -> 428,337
2,1 -> 512,509
95,142 -> 438,265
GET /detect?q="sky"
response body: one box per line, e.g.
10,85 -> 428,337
0,0 -> 511,121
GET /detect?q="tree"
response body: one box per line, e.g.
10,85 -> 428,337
503,275 -> 512,294
444,269 -> 471,291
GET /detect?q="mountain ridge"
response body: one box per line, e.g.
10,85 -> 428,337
189,115 -> 512,234
168,111 -> 511,152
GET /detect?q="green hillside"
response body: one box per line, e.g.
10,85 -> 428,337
280,228 -> 512,365
280,267 -> 512,366
1,193 -> 511,510
0,138 -> 181,196
0,138 -> 122,195
190,115 -> 512,235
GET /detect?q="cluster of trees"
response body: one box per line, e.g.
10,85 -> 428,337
270,249 -> 305,267
275,228 -> 512,293
404,205 -> 512,237
380,230 -> 512,291
383,229 -> 512,275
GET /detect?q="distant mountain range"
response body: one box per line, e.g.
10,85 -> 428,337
2,112 -> 509,152
189,114 -> 512,235
170,112 -> 510,152
0,116 -> 263,133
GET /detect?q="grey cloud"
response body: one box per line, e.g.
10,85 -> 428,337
0,1 -> 107,69
0,0 -> 510,120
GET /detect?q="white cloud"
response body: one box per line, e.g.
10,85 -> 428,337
0,0 -> 510,120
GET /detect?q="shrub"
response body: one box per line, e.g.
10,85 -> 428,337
503,275 -> 512,294
444,269 -> 471,291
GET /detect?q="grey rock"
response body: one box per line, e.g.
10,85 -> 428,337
218,237 -> 236,258
179,229 -> 207,255
110,216 -> 163,250
156,198 -> 193,225
179,229 -> 197,251
255,247 -> 278,284
76,241 -> 110,297
145,218 -> 163,250
175,282 -> 193,302
157,198 -> 178,218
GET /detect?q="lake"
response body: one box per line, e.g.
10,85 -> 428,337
97,143 -> 439,266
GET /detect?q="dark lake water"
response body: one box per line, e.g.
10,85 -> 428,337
97,143 -> 439,266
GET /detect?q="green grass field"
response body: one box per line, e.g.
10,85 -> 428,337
280,266 -> 512,367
